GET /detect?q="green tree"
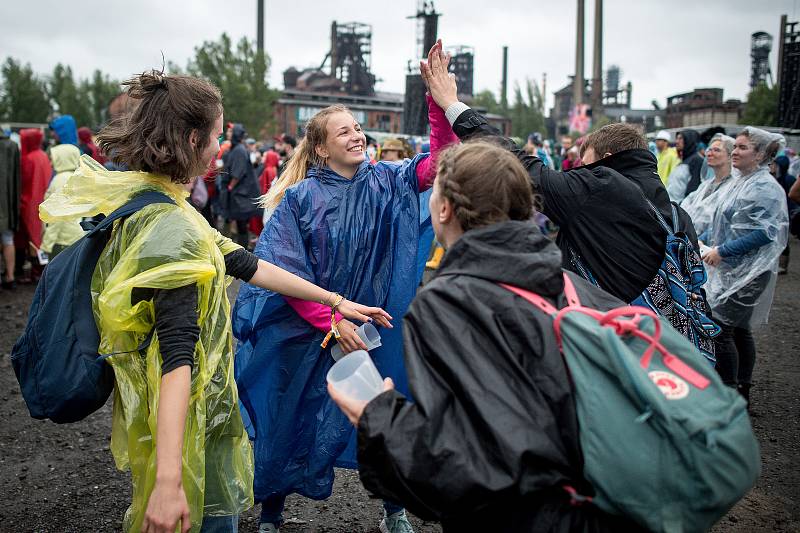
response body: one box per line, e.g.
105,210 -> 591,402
87,70 -> 120,127
0,58 -> 51,123
472,89 -> 506,116
186,33 -> 279,136
510,79 -> 546,138
740,83 -> 779,126
49,63 -> 93,127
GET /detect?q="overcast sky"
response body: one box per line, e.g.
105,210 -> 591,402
1,0 -> 797,113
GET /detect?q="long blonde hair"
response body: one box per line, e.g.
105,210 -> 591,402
260,104 -> 352,210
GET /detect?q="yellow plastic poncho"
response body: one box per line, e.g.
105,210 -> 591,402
40,155 -> 253,532
41,144 -> 85,254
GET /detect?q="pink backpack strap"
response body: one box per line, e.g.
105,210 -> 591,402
562,273 -> 581,307
499,273 -> 581,316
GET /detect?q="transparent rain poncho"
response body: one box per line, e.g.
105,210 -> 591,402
39,156 -> 253,532
703,128 -> 789,328
680,173 -> 735,236
680,135 -> 737,235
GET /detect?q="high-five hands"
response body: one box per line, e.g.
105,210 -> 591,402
420,39 -> 459,111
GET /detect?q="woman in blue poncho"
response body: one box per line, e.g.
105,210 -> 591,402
233,84 -> 456,532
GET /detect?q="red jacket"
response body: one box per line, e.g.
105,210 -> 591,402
18,129 -> 52,249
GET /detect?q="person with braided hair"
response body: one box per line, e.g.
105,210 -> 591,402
329,141 -> 645,532
232,76 -> 457,532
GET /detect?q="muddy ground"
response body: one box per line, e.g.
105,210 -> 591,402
0,245 -> 797,532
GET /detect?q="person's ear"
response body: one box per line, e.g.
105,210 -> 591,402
438,197 -> 454,225
315,144 -> 329,160
189,130 -> 198,150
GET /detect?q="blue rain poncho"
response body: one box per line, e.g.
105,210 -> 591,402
417,188 -> 435,280
233,155 -> 428,502
704,163 -> 789,328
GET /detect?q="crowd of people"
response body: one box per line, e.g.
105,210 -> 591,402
1,38 -> 797,533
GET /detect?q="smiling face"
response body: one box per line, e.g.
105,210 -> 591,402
314,111 -> 366,171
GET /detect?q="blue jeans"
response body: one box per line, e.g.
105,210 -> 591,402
200,514 -> 238,533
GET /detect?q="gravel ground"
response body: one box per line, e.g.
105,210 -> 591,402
0,244 -> 797,532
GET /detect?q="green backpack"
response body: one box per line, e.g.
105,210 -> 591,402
501,273 -> 760,533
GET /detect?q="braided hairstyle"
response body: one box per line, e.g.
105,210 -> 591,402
436,141 -> 534,232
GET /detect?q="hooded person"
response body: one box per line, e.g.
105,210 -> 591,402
40,144 -> 83,257
220,123 -> 260,248
38,71 -> 389,533
232,91 -> 457,532
77,126 -> 105,164
680,134 -> 736,236
49,115 -> 80,147
0,129 -> 21,288
699,126 -> 789,402
16,128 -> 52,262
666,129 -> 703,202
328,141 -> 644,532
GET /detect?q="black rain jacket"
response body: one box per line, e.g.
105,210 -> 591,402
221,123 -> 260,219
357,221 -> 646,533
449,108 -> 699,303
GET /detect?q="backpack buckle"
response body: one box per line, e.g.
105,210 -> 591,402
562,485 -> 593,506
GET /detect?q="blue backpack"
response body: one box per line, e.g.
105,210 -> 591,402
570,201 -> 720,363
11,191 -> 175,423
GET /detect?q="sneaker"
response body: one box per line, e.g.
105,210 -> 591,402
258,522 -> 280,533
379,509 -> 415,533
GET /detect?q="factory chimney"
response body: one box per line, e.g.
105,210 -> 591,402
501,46 -> 509,110
574,0 -> 585,107
591,0 -> 603,112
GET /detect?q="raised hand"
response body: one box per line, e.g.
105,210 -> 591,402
420,39 -> 458,110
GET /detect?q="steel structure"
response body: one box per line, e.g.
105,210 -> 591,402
446,45 -> 475,97
777,17 -> 800,128
403,1 -> 440,134
320,21 -> 376,96
750,32 -> 773,89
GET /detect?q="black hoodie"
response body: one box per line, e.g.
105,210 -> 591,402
357,221 -> 644,533
679,129 -> 704,197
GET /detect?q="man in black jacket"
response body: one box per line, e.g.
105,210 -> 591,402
220,123 -> 261,248
667,129 -> 704,202
421,42 -> 698,304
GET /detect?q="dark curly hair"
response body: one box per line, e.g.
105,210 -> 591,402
436,142 -> 534,232
97,70 -> 222,183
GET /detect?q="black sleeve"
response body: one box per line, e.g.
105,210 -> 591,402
224,248 -> 259,281
450,109 -> 596,228
131,285 -> 200,375
154,285 -> 199,374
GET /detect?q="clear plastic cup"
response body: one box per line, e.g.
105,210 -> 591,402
326,350 -> 384,402
330,322 -> 382,361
